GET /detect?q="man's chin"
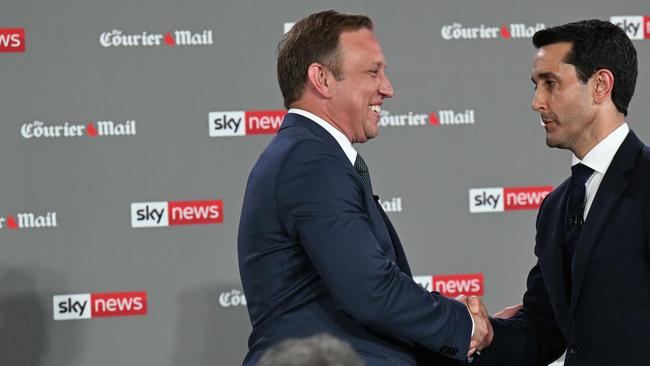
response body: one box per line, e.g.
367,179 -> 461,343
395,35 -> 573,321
545,136 -> 563,149
365,129 -> 379,141
545,137 -> 555,148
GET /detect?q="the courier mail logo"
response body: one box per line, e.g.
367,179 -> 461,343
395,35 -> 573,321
414,273 -> 484,298
209,110 -> 286,137
53,291 -> 147,321
131,199 -> 223,228
610,16 -> 650,40
469,186 -> 553,213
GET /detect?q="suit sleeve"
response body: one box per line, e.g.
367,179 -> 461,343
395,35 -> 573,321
646,178 -> 650,263
475,197 -> 566,366
276,140 -> 472,360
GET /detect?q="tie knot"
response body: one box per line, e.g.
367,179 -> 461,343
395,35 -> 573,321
571,163 -> 594,186
354,154 -> 369,175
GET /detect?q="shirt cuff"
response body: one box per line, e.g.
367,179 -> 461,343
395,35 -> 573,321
467,307 -> 475,336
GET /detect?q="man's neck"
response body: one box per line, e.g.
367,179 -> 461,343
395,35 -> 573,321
572,112 -> 625,159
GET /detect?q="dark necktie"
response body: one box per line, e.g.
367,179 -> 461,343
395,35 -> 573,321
354,154 -> 373,194
354,154 -> 409,272
563,163 -> 594,292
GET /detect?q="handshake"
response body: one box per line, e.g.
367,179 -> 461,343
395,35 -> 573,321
455,295 -> 523,360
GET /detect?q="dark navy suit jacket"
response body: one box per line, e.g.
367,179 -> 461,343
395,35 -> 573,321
238,113 -> 472,366
476,131 -> 650,366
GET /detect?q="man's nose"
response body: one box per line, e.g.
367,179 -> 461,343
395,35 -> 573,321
380,74 -> 394,98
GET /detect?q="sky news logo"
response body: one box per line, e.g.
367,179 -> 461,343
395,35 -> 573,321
0,28 -> 25,52
0,212 -> 57,230
469,186 -> 553,213
53,291 -> 147,321
610,16 -> 650,40
379,109 -> 475,127
414,273 -> 484,298
441,22 -> 545,40
100,29 -> 213,47
21,120 -> 136,139
209,110 -> 286,137
131,199 -> 223,228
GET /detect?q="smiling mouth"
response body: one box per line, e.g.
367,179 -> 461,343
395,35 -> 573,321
369,105 -> 381,114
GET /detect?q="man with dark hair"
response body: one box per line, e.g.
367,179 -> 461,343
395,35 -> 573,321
476,19 -> 650,366
238,10 -> 492,366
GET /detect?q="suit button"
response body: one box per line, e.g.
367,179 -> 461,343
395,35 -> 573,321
439,345 -> 458,356
568,345 -> 580,355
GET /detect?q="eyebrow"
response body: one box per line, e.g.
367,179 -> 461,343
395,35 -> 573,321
531,72 -> 558,82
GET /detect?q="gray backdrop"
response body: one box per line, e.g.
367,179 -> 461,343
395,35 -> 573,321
1,0 -> 648,365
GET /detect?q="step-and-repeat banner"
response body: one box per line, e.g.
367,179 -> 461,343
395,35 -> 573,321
1,0 -> 648,364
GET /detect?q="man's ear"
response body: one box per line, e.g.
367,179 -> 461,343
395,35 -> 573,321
592,68 -> 614,105
306,63 -> 332,98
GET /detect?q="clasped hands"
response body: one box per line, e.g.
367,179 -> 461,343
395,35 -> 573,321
455,295 -> 493,358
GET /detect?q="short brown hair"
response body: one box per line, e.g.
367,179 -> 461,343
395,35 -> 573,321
277,10 -> 373,108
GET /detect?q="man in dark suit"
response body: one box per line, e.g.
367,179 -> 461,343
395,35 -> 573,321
476,20 -> 649,366
237,10 -> 491,366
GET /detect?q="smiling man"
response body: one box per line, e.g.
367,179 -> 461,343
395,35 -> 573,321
237,10 -> 491,366
475,19 -> 650,366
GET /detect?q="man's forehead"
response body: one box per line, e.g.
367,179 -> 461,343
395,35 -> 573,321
532,42 -> 573,76
534,42 -> 572,63
339,29 -> 386,63
340,28 -> 374,42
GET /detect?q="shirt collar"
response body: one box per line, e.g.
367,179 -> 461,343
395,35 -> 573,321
288,108 -> 357,166
571,123 -> 629,174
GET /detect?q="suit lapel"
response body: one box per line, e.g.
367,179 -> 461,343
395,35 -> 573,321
568,132 -> 642,320
538,182 -> 572,332
375,199 -> 413,277
281,113 -> 411,275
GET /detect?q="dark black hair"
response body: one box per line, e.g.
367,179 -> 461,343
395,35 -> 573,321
533,19 -> 637,116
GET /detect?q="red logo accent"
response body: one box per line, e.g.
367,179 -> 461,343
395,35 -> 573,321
503,186 -> 552,211
6,216 -> 18,229
91,291 -> 147,318
500,24 -> 511,39
245,110 -> 286,135
164,32 -> 176,46
86,123 -> 98,137
168,199 -> 223,225
432,273 -> 484,297
645,16 -> 650,39
0,28 -> 25,52
428,112 -> 440,125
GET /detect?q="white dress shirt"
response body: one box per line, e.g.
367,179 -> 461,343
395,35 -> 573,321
571,123 -> 629,220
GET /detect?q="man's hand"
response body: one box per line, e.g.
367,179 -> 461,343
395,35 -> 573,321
456,295 -> 494,357
492,303 -> 523,319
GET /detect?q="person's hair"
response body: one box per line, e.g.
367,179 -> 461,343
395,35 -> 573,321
532,19 -> 637,116
255,333 -> 363,366
277,10 -> 373,109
